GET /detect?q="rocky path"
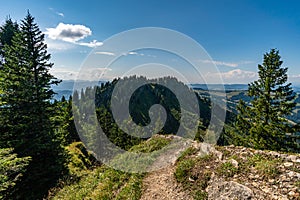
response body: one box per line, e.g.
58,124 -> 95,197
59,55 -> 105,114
140,165 -> 192,200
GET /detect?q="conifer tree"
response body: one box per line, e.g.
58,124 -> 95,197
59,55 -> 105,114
234,49 -> 299,152
0,17 -> 19,57
0,12 -> 66,199
0,18 -> 18,44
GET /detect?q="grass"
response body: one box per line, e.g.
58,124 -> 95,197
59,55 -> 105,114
194,190 -> 208,200
66,142 -> 96,175
51,166 -> 143,200
177,147 -> 197,162
254,159 -> 280,178
49,135 -> 172,200
174,151 -> 216,200
174,158 -> 196,183
295,181 -> 300,188
129,135 -> 171,153
216,161 -> 239,178
244,154 -> 281,179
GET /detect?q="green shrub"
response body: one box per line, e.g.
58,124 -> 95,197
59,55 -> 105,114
0,148 -> 31,199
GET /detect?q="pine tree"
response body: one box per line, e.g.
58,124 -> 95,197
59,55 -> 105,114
0,17 -> 19,63
234,49 -> 299,152
0,12 -> 67,199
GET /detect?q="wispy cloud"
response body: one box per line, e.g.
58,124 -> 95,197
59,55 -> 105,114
94,51 -> 157,57
45,23 -> 103,48
200,59 -> 254,68
50,67 -> 112,80
57,12 -> 64,17
290,74 -> 300,78
128,51 -> 139,55
50,67 -> 79,80
95,51 -> 115,56
122,51 -> 156,57
77,67 -> 112,80
200,59 -> 238,67
78,40 -> 103,48
49,8 -> 64,17
206,69 -> 257,83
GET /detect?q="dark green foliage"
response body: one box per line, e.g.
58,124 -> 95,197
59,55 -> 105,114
232,49 -> 299,152
75,76 -> 214,151
0,148 -> 31,199
53,96 -> 80,145
0,12 -> 67,199
0,17 -> 19,63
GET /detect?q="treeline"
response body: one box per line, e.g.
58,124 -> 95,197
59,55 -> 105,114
73,76 -> 231,151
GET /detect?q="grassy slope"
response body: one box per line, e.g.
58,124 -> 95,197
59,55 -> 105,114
48,136 -> 171,200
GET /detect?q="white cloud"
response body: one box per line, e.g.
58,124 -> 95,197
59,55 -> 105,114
206,69 -> 257,83
120,51 -> 142,56
290,74 -> 300,78
94,51 -> 156,57
49,8 -> 64,17
95,51 -> 115,56
221,69 -> 256,79
200,59 -> 238,67
128,51 -> 139,55
50,67 -> 79,80
288,74 -> 300,83
46,23 -> 92,42
78,40 -> 103,48
57,12 -> 64,17
77,67 -> 112,80
45,23 -> 102,48
50,67 -> 112,80
200,60 -> 255,68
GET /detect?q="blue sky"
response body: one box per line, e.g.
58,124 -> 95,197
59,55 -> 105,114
1,0 -> 300,83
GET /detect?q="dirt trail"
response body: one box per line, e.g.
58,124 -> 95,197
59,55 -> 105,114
140,165 -> 192,200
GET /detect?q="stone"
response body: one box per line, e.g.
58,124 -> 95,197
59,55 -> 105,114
283,162 -> 293,167
287,171 -> 295,177
269,179 -> 275,184
287,155 -> 300,163
207,180 -> 253,200
288,191 -> 295,196
229,159 -> 239,168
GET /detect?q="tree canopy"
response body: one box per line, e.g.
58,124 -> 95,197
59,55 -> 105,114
0,12 -> 67,199
233,49 -> 299,152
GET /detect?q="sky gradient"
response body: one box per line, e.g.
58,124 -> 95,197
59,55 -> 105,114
1,0 -> 300,83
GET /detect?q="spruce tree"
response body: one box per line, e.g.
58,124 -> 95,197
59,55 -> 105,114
0,17 -> 19,63
234,49 -> 299,152
0,12 -> 66,199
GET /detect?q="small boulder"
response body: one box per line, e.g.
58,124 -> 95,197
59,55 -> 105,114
206,180 -> 253,200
